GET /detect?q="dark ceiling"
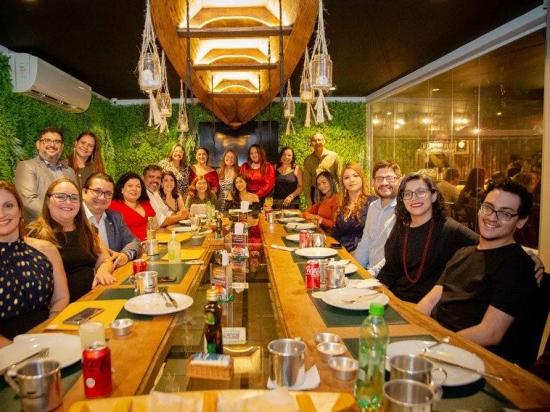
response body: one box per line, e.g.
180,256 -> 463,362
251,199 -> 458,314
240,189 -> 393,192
0,0 -> 542,100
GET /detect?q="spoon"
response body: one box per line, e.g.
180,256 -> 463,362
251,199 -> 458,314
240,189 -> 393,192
423,336 -> 450,352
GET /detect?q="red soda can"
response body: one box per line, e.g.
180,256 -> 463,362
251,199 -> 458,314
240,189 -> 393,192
82,343 -> 112,398
299,230 -> 312,249
132,259 -> 147,274
305,260 -> 321,290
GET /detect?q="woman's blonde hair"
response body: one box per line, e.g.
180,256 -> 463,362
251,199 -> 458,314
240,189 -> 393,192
339,161 -> 370,221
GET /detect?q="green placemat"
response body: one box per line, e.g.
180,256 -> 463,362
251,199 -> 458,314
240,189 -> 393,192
121,262 -> 190,285
181,236 -> 206,247
95,288 -> 151,321
291,251 -> 342,264
309,293 -> 407,326
343,335 -> 516,410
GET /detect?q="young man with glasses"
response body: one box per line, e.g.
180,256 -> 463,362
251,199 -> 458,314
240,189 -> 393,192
82,173 -> 141,268
417,179 -> 546,368
15,127 -> 76,222
354,160 -> 402,275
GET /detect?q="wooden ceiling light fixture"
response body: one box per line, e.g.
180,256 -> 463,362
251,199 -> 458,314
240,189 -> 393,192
150,0 -> 318,129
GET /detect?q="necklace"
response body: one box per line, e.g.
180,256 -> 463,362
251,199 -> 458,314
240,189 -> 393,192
402,218 -> 435,284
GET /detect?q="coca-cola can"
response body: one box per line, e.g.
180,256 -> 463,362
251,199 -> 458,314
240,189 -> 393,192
299,230 -> 312,249
82,342 -> 112,398
132,259 -> 147,275
305,260 -> 321,290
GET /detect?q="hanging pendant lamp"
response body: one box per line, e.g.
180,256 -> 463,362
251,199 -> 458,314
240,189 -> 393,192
283,80 -> 295,135
177,79 -> 189,135
310,0 -> 333,124
300,47 -> 316,128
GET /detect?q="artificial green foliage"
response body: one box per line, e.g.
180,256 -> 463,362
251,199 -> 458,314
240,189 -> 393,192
0,53 -> 368,186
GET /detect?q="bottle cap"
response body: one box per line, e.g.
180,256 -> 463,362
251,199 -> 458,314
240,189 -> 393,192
369,302 -> 385,316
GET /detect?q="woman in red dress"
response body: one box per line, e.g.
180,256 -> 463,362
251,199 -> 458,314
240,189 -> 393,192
188,147 -> 219,194
109,172 -> 156,241
239,144 -> 275,204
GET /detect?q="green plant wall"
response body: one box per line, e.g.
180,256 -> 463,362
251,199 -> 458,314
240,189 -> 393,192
0,53 -> 367,183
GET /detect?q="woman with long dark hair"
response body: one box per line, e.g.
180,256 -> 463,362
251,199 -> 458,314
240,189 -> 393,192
0,180 -> 69,345
239,144 -> 275,203
109,172 -> 156,241
303,171 -> 339,232
26,178 -> 115,301
188,147 -> 219,194
273,147 -> 302,209
160,171 -> 185,213
378,172 -> 478,303
68,131 -> 106,188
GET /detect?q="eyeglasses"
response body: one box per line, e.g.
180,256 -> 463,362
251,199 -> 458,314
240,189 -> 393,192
50,192 -> 80,203
479,203 -> 518,222
87,188 -> 113,199
402,188 -> 431,200
374,175 -> 397,184
40,138 -> 63,146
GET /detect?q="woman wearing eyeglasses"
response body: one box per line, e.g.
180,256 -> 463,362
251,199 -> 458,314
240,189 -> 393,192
378,172 -> 478,303
0,181 -> 69,346
68,131 -> 106,189
26,178 -> 116,302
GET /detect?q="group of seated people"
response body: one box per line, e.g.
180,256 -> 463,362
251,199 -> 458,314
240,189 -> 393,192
1,126 -> 547,375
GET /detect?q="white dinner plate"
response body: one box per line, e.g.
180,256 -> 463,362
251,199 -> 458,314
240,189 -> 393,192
278,217 -> 305,223
345,263 -> 358,274
282,210 -> 301,217
295,247 -> 338,258
0,333 -> 81,372
286,222 -> 317,231
173,226 -> 193,232
386,340 -> 485,386
228,209 -> 242,214
285,234 -> 301,243
124,293 -> 193,316
178,219 -> 191,225
321,288 -> 388,310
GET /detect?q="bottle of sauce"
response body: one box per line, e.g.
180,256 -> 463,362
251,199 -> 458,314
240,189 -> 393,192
204,288 -> 223,354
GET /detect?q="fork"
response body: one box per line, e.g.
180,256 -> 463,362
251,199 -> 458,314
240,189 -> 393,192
158,290 -> 173,308
1,347 -> 50,375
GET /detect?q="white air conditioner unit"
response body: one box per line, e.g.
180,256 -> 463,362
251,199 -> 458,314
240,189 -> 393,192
8,52 -> 92,113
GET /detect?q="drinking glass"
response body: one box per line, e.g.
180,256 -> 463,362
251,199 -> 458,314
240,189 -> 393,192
190,215 -> 201,236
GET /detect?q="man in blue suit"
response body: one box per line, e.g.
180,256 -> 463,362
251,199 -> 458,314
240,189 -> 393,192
82,173 -> 141,268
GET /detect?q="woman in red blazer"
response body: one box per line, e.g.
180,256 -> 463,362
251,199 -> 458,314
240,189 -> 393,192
239,144 -> 275,204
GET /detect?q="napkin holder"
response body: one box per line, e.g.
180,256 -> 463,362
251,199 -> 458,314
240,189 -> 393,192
187,353 -> 233,381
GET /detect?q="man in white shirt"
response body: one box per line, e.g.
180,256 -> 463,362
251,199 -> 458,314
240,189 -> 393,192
82,173 -> 141,268
143,165 -> 189,227
353,160 -> 402,276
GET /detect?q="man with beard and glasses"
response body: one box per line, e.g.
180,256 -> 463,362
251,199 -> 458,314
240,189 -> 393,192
143,165 -> 189,227
416,179 -> 546,368
15,127 -> 76,222
353,160 -> 402,276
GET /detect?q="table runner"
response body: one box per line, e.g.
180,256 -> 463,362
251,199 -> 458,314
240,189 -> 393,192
343,335 -> 516,410
95,288 -> 151,321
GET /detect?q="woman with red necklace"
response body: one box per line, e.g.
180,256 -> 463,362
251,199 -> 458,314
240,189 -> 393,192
378,172 -> 478,303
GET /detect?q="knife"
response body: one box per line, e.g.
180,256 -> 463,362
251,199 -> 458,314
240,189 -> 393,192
162,289 -> 178,308
420,353 -> 503,381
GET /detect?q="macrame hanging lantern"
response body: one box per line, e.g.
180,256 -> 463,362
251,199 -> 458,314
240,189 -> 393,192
310,0 -> 333,124
283,80 -> 295,135
300,47 -> 316,128
138,0 -> 161,92
157,51 -> 172,118
177,79 -> 189,134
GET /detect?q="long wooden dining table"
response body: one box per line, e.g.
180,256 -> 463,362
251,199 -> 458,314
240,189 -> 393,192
2,213 -> 550,411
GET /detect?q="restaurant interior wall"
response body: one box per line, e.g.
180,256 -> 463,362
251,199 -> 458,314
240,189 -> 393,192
369,29 -> 544,249
0,53 -> 367,185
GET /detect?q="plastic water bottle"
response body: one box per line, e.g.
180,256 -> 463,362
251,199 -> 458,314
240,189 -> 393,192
354,302 -> 389,411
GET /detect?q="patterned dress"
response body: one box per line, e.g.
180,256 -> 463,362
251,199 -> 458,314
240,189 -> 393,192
158,159 -> 189,196
218,174 -> 235,211
0,239 -> 53,339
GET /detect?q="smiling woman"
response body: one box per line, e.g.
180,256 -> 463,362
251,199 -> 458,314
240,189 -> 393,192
0,180 -> 69,346
68,131 -> 106,189
26,178 -> 115,302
